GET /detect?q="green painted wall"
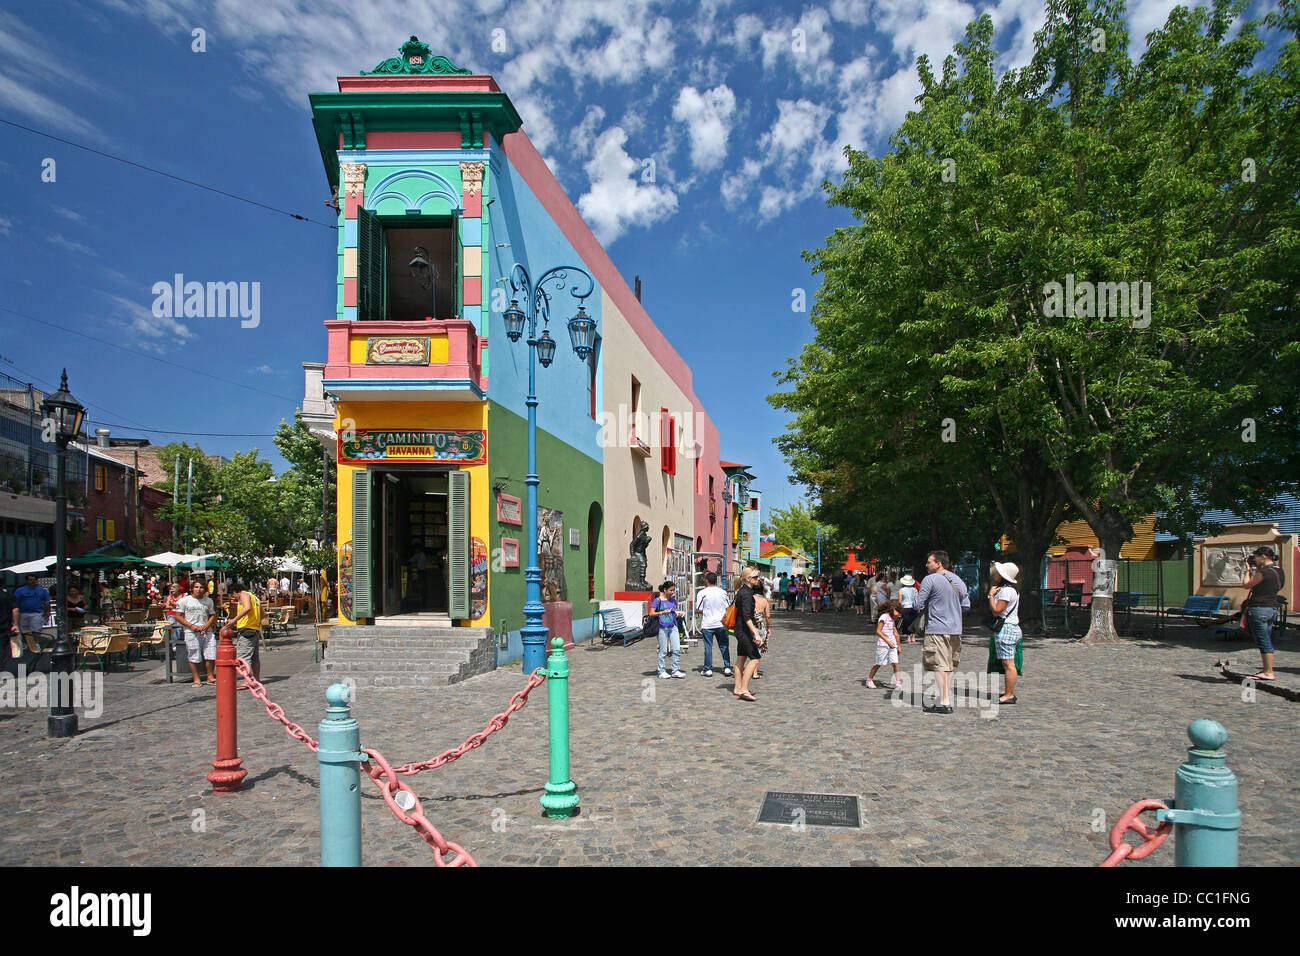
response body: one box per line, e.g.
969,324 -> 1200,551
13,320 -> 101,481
488,400 -> 604,647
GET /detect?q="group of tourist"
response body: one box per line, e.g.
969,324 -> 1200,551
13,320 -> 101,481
647,567 -> 771,702
643,551 -> 1024,712
774,570 -> 919,621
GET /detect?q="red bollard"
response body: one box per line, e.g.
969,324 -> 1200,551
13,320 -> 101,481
208,628 -> 247,793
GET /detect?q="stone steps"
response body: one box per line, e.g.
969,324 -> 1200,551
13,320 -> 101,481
320,625 -> 496,688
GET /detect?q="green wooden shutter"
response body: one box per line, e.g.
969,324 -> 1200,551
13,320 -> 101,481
351,471 -> 372,619
356,207 -> 386,321
449,469 -> 469,619
453,214 -> 462,320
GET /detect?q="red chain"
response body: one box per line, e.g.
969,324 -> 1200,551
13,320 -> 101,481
360,748 -> 476,867
391,669 -> 547,775
231,664 -> 546,865
234,658 -> 319,752
1100,799 -> 1172,867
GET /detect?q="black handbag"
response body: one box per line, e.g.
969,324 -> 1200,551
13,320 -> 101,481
643,604 -> 660,638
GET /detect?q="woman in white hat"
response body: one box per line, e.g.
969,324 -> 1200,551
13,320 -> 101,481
988,562 -> 1022,703
898,574 -> 918,641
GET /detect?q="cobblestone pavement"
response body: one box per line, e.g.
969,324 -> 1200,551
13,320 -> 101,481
0,609 -> 1294,866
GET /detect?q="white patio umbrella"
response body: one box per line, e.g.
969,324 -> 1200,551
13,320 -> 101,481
2,555 -> 56,575
144,551 -> 192,567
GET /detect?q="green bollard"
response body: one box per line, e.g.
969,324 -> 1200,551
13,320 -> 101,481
1158,719 -> 1240,867
318,683 -> 363,867
538,638 -> 580,819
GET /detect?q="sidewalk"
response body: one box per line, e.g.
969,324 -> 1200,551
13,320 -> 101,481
0,611 -> 1294,866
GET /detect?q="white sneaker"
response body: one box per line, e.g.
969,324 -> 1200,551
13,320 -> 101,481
723,667 -> 734,677
670,670 -> 686,679
865,678 -> 877,688
658,672 -> 671,679
700,669 -> 713,677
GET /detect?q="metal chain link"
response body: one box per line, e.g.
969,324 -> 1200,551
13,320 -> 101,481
233,658 -> 319,752
392,669 -> 547,775
229,663 -> 546,865
1100,799 -> 1172,867
360,747 -> 477,867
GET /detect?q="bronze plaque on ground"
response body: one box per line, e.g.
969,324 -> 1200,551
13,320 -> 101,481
757,791 -> 861,828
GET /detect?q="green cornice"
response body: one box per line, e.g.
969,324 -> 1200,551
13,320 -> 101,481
309,91 -> 522,186
362,37 -> 473,76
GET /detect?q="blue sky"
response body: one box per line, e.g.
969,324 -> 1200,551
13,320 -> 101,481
0,0 -> 1249,511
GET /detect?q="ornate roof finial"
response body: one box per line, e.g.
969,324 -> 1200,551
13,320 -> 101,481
363,36 -> 473,76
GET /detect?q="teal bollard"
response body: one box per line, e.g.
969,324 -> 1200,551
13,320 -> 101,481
1158,719 -> 1240,867
318,683 -> 363,867
538,638 -> 580,819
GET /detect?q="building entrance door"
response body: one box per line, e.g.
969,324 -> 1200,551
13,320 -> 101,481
349,467 -> 470,622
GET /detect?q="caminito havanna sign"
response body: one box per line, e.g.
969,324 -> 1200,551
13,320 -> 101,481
365,337 -> 430,365
338,429 -> 486,464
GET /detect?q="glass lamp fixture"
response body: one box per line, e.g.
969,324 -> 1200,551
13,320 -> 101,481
567,305 -> 596,360
42,369 -> 85,442
503,299 -> 525,341
536,329 -> 557,367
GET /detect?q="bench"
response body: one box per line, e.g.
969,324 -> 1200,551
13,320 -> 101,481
596,608 -> 644,647
1162,595 -> 1231,625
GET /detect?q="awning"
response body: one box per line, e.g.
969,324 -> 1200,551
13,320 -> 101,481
2,555 -> 56,574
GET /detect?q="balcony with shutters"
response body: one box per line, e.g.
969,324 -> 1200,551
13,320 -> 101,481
322,319 -> 486,402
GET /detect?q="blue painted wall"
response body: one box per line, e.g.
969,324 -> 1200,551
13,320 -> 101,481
486,147 -> 604,464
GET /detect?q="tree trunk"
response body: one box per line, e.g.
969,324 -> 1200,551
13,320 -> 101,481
1013,547 -> 1046,630
1081,530 -> 1126,643
977,541 -> 994,604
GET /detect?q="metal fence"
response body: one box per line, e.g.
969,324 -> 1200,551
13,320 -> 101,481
1039,557 -> 1168,637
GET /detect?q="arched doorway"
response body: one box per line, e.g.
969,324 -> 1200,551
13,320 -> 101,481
587,502 -> 602,600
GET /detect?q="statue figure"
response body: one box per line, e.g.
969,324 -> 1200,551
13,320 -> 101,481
625,519 -> 653,591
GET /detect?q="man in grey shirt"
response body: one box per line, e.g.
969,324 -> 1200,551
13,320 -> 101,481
916,550 -> 969,714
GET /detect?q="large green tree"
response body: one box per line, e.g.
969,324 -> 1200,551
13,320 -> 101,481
775,0 -> 1299,640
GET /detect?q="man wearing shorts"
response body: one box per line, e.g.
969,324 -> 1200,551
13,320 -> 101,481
13,573 -> 51,656
227,581 -> 263,688
916,550 -> 969,714
176,580 -> 216,686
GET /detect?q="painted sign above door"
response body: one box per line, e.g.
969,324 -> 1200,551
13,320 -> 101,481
339,429 -> 487,464
365,337 -> 431,365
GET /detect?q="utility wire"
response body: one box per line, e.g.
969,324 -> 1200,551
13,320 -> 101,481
0,306 -> 299,403
0,116 -> 338,230
95,422 -> 280,438
2,361 -> 282,439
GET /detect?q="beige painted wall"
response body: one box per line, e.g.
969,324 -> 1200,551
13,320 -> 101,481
1194,523 -> 1295,610
598,290 -> 697,592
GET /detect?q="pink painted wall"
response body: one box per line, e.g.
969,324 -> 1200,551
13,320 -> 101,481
338,76 -> 501,94
498,129 -> 728,557
366,130 -> 463,150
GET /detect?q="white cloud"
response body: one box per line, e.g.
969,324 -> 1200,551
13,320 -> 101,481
45,233 -> 97,257
0,216 -> 10,236
0,74 -> 99,138
672,85 -> 737,172
102,292 -> 193,352
52,206 -> 87,224
576,126 -> 678,245
570,105 -> 607,159
254,364 -> 273,374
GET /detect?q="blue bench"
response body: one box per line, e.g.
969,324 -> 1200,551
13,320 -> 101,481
595,608 -> 644,647
1163,595 -> 1231,624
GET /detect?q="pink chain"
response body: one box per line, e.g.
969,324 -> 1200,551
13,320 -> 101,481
234,658 -> 318,752
360,748 -> 476,867
393,669 -> 547,775
1099,800 -> 1172,867
231,664 -> 547,865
